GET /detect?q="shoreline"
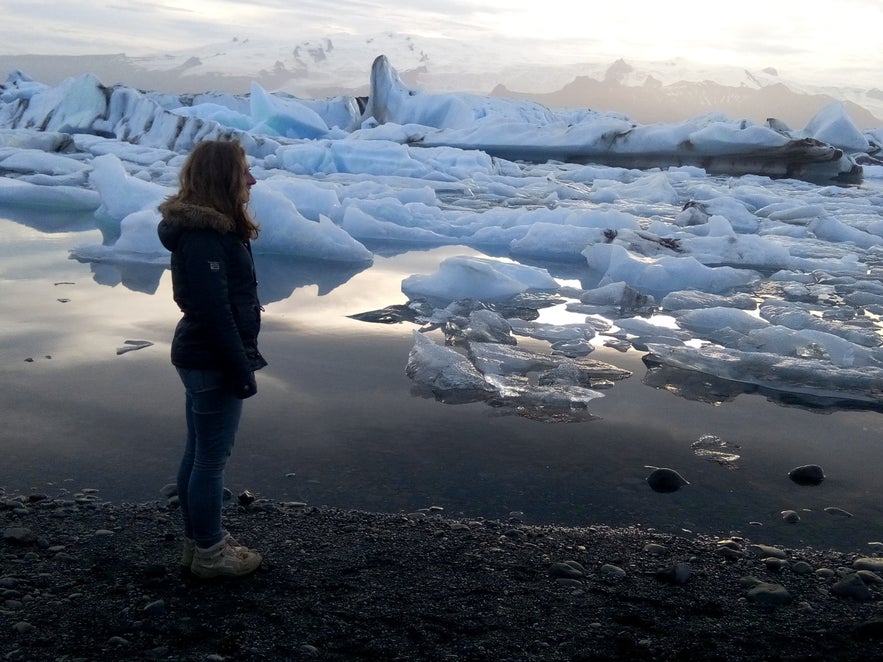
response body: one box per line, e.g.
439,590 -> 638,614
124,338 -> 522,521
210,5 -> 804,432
3,489 -> 883,660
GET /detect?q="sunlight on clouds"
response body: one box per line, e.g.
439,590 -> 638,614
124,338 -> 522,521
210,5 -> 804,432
0,0 -> 880,85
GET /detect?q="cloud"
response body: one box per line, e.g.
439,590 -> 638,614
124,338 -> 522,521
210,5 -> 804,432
1,0 -> 881,90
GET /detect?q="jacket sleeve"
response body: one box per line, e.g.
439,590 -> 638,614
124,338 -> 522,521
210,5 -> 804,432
177,231 -> 252,379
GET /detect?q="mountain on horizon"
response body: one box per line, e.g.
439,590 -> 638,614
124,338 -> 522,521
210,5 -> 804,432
2,33 -> 881,131
492,60 -> 883,132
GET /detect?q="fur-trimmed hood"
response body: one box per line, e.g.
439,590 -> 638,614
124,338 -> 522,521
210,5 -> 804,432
157,200 -> 235,252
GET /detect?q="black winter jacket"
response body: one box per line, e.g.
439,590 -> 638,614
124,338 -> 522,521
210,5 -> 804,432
157,201 -> 267,383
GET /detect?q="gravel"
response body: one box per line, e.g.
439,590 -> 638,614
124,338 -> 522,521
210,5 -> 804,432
3,488 -> 883,661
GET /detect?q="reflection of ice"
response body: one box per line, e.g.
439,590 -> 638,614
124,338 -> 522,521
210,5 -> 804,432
255,254 -> 371,302
691,433 -> 741,468
77,258 -> 166,295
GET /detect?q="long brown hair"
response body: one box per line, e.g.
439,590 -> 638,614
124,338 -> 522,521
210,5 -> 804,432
169,140 -> 259,240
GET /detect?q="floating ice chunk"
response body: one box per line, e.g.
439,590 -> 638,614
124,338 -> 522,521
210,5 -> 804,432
461,309 -> 515,344
801,102 -> 870,153
114,209 -> 166,254
682,218 -> 794,269
589,171 -> 679,205
0,71 -> 48,102
675,307 -> 769,337
249,186 -> 372,263
0,149 -> 88,176
579,282 -> 655,312
646,343 -> 883,404
610,315 -> 693,349
16,73 -> 106,133
510,224 -> 610,262
405,331 -> 495,396
261,176 -> 341,223
809,216 -> 881,249
0,177 -> 99,210
736,325 -> 883,368
660,290 -> 757,312
585,243 -> 759,295
760,302 -> 882,348
248,82 -> 329,139
170,102 -> 254,131
69,208 -> 169,264
341,204 -> 453,245
483,372 -> 605,409
402,255 -> 558,303
509,319 -> 597,345
510,208 -> 639,261
537,358 -> 632,385
89,153 -> 170,220
674,198 -> 760,233
468,342 -> 559,376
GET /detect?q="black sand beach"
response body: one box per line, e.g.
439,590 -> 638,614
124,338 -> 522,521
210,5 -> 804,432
3,489 -> 883,661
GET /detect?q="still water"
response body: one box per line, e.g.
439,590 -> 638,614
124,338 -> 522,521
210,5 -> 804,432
2,211 -> 882,553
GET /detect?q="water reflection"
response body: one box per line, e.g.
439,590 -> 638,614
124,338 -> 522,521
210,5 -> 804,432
85,260 -> 165,294
255,254 -> 370,302
0,204 -> 98,234
6,215 -> 883,553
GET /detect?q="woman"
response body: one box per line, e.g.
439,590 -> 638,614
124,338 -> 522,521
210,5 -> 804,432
157,140 -> 266,578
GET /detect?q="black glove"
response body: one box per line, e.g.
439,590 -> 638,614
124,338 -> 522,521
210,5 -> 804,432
234,371 -> 257,399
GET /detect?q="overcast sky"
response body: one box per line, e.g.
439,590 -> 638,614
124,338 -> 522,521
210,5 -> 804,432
2,0 -> 880,87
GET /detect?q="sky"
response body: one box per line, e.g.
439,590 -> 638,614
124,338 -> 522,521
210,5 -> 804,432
1,0 -> 881,87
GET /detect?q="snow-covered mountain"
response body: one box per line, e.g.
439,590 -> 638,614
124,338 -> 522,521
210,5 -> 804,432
1,32 -> 881,129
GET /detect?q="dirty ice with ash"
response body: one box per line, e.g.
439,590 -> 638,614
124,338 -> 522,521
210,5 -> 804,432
2,54 -> 883,419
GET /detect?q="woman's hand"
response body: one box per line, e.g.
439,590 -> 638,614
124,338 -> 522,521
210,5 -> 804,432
234,371 -> 258,399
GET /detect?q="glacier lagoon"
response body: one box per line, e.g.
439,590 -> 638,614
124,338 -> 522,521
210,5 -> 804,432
3,194 -> 883,554
2,60 -> 883,553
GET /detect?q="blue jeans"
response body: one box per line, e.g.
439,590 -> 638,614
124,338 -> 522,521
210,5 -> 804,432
176,368 -> 243,548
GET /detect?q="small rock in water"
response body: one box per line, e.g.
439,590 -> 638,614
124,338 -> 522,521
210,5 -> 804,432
781,509 -> 801,523
645,467 -> 689,493
788,464 -> 825,485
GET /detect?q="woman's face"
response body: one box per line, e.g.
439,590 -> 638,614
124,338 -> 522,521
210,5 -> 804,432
241,164 -> 256,200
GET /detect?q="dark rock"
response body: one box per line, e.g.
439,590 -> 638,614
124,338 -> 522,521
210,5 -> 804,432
788,464 -> 825,485
832,573 -> 873,601
855,618 -> 883,639
2,527 -> 36,545
747,582 -> 792,605
645,467 -> 689,493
